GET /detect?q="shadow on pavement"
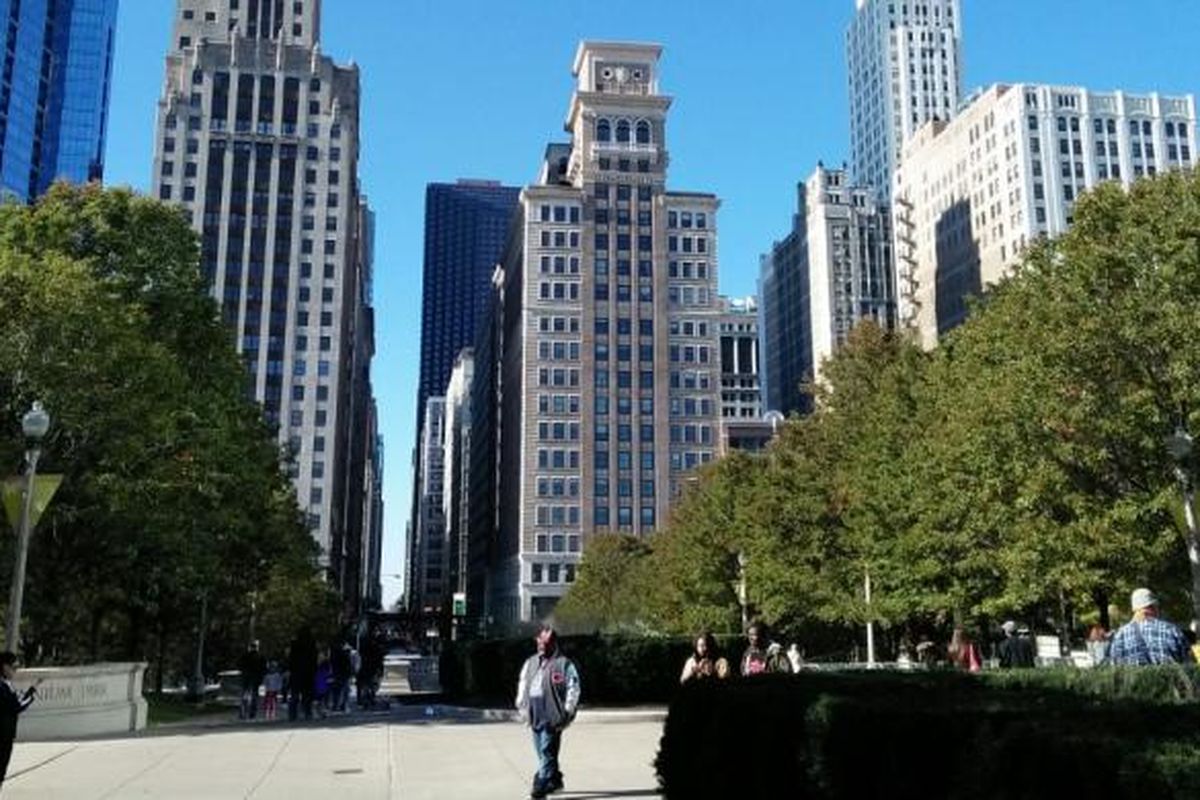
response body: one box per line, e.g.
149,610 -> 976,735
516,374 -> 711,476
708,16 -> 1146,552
557,791 -> 660,799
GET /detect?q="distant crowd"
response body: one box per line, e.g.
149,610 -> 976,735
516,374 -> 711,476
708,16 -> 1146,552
235,628 -> 388,721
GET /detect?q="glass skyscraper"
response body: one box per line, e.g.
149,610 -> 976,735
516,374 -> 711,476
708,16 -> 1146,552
0,0 -> 118,201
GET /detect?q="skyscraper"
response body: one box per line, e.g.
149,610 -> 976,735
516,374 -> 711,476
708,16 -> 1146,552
0,0 -> 118,201
894,83 -> 1197,347
846,0 -> 962,200
407,180 -> 518,612
483,42 -> 723,624
760,164 -> 893,415
152,0 -> 378,598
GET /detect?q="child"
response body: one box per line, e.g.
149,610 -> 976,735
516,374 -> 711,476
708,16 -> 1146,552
262,661 -> 283,720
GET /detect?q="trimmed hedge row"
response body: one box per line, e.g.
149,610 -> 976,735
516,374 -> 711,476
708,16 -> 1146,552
440,635 -> 696,705
656,668 -> 1200,799
440,627 -> 861,705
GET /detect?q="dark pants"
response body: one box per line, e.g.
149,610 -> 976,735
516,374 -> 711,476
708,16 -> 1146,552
288,683 -> 313,721
0,735 -> 13,787
240,685 -> 260,719
531,726 -> 563,786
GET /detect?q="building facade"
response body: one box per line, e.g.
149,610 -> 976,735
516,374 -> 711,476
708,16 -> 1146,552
484,42 -> 722,625
760,165 -> 893,415
894,83 -> 1197,347
413,397 -> 446,613
442,350 -> 474,609
152,0 -> 378,600
718,296 -> 761,421
0,0 -> 118,201
846,0 -> 962,200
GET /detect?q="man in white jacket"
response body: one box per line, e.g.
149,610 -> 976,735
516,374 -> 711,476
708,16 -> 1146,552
515,625 -> 581,798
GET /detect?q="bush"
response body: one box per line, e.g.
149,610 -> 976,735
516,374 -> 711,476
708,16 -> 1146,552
656,668 -> 1200,799
442,634 -> 715,705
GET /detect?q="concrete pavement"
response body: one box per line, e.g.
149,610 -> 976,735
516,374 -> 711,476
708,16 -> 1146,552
3,708 -> 664,799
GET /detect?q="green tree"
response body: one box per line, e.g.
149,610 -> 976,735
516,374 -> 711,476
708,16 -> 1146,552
555,534 -> 654,633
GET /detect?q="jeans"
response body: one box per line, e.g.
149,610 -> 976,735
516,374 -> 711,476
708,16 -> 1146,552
531,726 -> 562,785
240,687 -> 259,719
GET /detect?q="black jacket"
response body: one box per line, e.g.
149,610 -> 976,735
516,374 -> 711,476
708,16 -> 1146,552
0,681 -> 33,740
998,635 -> 1036,668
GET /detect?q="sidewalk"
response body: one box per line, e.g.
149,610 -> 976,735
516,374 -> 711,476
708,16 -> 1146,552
4,704 -> 665,798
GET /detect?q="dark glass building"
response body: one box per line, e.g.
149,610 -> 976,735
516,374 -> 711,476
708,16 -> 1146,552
0,0 -> 118,201
416,180 -> 520,433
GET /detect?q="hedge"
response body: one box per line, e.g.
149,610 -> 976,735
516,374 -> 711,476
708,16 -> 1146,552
440,628 -> 861,706
656,668 -> 1200,799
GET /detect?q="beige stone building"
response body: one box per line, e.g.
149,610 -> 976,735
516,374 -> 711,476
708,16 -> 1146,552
894,83 -> 1197,347
487,42 -> 722,624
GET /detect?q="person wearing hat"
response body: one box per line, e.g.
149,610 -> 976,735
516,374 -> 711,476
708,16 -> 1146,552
997,621 -> 1035,668
1107,588 -> 1193,666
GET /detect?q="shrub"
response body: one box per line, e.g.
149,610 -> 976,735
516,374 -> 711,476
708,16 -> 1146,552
656,669 -> 1200,799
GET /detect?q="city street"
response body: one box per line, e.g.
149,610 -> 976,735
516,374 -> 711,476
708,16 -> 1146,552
3,708 -> 664,799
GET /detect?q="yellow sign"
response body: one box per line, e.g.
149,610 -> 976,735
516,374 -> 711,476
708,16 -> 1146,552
2,475 -> 63,532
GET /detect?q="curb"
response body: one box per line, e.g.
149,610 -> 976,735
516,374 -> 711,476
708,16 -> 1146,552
408,705 -> 667,724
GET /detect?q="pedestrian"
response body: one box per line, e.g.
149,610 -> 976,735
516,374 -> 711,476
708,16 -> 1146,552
740,621 -> 792,676
515,624 -> 581,799
1086,622 -> 1111,666
947,626 -> 981,672
262,660 -> 283,720
287,627 -> 317,721
314,654 -> 332,718
680,631 -> 730,684
0,652 -> 37,790
331,642 -> 353,712
786,643 -> 803,673
237,640 -> 267,720
997,621 -> 1036,668
1108,588 -> 1193,665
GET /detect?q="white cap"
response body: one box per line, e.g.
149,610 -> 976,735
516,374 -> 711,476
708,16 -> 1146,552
1001,621 -> 1017,635
1131,588 -> 1158,611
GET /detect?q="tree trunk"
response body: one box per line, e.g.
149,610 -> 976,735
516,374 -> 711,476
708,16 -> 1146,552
1093,588 -> 1110,630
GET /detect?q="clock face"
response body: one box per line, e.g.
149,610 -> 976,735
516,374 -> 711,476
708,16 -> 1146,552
597,62 -> 650,88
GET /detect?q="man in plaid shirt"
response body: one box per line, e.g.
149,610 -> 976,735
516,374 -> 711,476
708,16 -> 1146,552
1107,588 -> 1194,665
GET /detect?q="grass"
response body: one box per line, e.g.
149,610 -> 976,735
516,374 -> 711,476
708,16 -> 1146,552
145,694 -> 232,726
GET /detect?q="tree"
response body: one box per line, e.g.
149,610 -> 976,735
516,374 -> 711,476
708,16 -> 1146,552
0,184 -> 322,677
554,534 -> 654,633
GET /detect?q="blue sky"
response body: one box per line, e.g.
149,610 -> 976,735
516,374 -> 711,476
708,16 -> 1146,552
105,1 -> 1199,606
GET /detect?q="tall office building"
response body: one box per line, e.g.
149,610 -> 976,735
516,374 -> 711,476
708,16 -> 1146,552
846,0 -> 962,200
406,180 -> 518,612
760,164 -> 893,415
894,83 -> 1197,347
483,42 -> 722,624
0,0 -> 118,201
413,398 -> 447,613
441,350 -> 474,609
152,0 -> 378,597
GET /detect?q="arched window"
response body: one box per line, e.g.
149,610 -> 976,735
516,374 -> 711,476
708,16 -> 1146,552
616,119 -> 631,143
596,119 -> 611,143
636,120 -> 651,145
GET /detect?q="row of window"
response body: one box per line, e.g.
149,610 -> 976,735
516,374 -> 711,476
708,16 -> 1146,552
538,229 -> 580,249
595,396 -> 656,416
594,505 -> 655,528
594,423 -> 655,444
537,341 -> 581,361
595,233 -> 654,252
537,449 -> 581,470
530,562 -> 576,585
536,477 -> 580,498
535,534 -> 581,554
594,449 -> 657,471
594,369 -> 655,390
594,478 -> 655,498
538,315 -> 581,334
666,211 -> 708,230
535,505 -> 581,527
667,235 -> 708,254
538,204 -> 581,223
595,317 -> 653,336
539,255 -> 581,274
537,421 -> 581,442
596,342 -> 655,363
594,183 -> 654,202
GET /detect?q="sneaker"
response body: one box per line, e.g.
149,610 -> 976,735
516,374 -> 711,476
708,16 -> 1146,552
529,779 -> 548,799
548,773 -> 564,793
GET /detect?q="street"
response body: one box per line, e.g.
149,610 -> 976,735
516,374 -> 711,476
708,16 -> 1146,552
3,709 -> 663,799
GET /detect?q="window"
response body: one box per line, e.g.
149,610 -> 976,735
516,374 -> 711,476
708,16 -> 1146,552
596,119 -> 611,142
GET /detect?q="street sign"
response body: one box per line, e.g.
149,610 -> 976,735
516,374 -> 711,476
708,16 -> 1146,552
2,475 -> 63,532
452,592 -> 466,617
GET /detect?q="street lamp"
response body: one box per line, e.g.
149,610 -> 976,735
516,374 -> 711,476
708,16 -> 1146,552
7,401 -> 50,654
1165,424 -> 1200,630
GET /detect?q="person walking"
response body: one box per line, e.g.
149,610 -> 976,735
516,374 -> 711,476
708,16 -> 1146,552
948,626 -> 982,672
287,628 -> 318,721
680,631 -> 729,683
237,640 -> 267,720
1086,623 -> 1112,666
997,621 -> 1036,668
515,625 -> 581,799
1108,588 -> 1193,665
331,642 -> 353,712
262,660 -> 283,720
740,621 -> 792,676
0,653 -> 36,789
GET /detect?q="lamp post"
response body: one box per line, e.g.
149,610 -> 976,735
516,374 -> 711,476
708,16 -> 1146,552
736,552 -> 748,630
7,401 -> 50,654
1165,424 -> 1200,630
